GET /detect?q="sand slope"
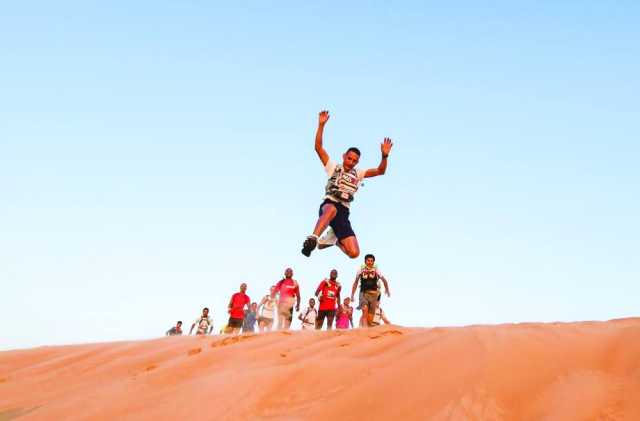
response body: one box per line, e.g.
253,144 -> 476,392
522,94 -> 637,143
2,319 -> 640,420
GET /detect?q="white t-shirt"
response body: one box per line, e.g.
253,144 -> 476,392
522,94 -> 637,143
324,160 -> 366,207
300,307 -> 318,330
260,295 -> 276,319
371,307 -> 386,326
195,316 -> 213,333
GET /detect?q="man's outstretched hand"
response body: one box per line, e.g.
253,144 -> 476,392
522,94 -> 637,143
319,110 -> 330,125
381,137 -> 393,157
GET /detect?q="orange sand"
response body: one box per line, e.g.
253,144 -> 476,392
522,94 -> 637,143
2,319 -> 640,420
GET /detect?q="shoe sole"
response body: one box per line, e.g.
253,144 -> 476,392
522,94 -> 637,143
301,238 -> 317,257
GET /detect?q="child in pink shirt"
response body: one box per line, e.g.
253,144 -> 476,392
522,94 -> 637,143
335,297 -> 354,329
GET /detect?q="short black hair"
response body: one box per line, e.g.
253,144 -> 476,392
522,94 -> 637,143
364,254 -> 375,261
203,307 -> 209,311
346,147 -> 361,156
177,321 -> 182,324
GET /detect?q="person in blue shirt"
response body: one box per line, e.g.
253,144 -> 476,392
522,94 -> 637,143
242,302 -> 258,333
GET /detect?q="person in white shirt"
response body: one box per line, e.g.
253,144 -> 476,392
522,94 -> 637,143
189,307 -> 213,335
298,298 -> 318,330
301,110 -> 394,259
370,306 -> 391,326
258,286 -> 277,332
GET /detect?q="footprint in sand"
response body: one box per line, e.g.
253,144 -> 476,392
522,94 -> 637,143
211,336 -> 241,348
0,406 -> 39,419
369,330 -> 403,339
145,364 -> 157,372
188,348 -> 202,356
211,335 -> 258,348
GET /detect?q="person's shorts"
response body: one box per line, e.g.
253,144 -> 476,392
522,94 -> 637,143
258,316 -> 273,325
319,199 -> 355,240
278,306 -> 294,322
317,309 -> 336,325
358,290 -> 380,312
228,317 -> 243,328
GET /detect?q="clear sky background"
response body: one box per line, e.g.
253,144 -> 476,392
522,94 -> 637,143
1,1 -> 638,350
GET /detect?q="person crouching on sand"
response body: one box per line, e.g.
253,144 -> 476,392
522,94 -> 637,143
335,297 -> 354,329
166,321 -> 183,336
370,306 -> 391,326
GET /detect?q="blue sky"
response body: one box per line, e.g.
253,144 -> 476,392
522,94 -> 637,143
1,1 -> 638,350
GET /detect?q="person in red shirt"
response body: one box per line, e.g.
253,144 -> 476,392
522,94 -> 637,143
226,283 -> 251,335
315,269 -> 342,330
275,268 -> 301,330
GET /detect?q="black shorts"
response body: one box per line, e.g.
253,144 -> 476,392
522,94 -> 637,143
319,199 -> 355,240
316,309 -> 336,328
228,317 -> 243,328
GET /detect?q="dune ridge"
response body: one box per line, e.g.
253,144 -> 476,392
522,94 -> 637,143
2,318 -> 640,420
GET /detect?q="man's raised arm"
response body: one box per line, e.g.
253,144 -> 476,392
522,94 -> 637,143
364,137 -> 393,178
315,110 -> 331,166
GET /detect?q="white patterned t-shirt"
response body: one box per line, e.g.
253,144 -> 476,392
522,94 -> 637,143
324,160 -> 366,207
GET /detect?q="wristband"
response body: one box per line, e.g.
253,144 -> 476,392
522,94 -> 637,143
382,153 -> 389,159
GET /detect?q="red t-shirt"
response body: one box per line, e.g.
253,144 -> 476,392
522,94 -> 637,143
316,279 -> 341,311
229,292 -> 250,319
276,278 -> 299,302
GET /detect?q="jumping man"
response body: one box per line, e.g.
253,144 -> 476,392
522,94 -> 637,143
301,110 -> 393,258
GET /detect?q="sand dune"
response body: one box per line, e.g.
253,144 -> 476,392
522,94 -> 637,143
2,319 -> 640,420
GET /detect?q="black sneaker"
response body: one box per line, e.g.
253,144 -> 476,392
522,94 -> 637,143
301,236 -> 317,257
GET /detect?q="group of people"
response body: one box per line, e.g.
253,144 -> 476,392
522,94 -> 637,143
165,254 -> 391,337
167,110 -> 396,337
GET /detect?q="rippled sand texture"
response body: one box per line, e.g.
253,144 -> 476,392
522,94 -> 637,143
1,319 -> 640,420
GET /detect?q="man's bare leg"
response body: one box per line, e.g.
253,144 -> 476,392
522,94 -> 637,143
303,204 -> 337,256
313,204 -> 337,236
367,301 -> 379,326
360,304 -> 369,327
338,235 -> 360,259
277,311 -> 284,330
